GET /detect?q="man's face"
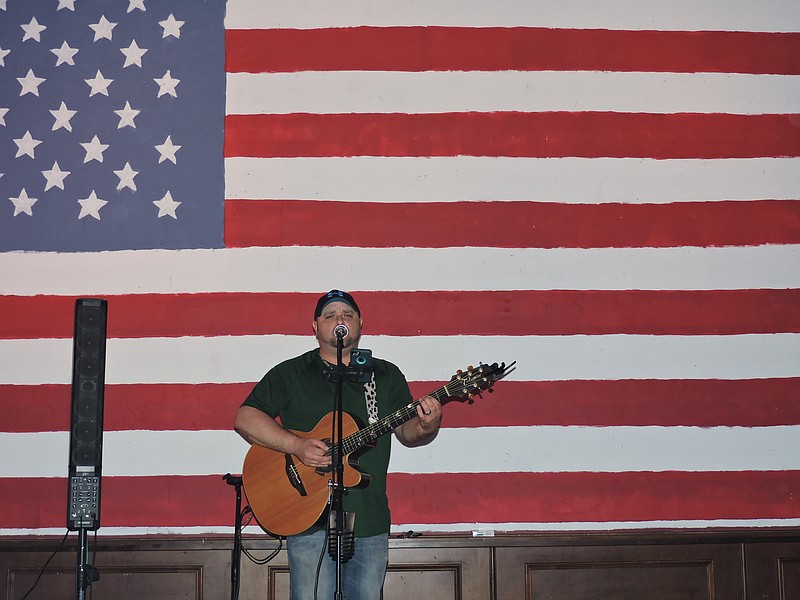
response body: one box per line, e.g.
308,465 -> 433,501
313,301 -> 362,351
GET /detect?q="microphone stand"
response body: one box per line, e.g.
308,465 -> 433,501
331,332 -> 347,600
324,327 -> 369,598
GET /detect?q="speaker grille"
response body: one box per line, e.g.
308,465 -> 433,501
68,298 -> 108,531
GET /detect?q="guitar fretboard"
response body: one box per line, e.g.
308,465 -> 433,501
335,375 -> 475,456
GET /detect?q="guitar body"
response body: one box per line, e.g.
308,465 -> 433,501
242,411 -> 371,537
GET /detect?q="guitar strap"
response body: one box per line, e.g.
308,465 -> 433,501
364,371 -> 378,424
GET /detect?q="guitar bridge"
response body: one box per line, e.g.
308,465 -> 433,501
284,454 -> 307,497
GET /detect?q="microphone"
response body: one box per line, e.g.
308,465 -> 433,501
333,324 -> 348,339
328,510 -> 356,563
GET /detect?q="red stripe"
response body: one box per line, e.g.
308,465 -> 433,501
4,471 -> 798,529
388,471 -> 800,525
2,289 -> 799,340
0,383 -> 251,433
0,476 -> 231,529
225,199 -> 800,249
4,377 -> 799,433
224,113 -> 800,159
416,378 -> 800,428
225,28 -> 800,75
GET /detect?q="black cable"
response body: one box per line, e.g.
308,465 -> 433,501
313,505 -> 332,600
241,539 -> 282,566
88,528 -> 98,599
20,530 -> 70,600
239,508 -> 283,566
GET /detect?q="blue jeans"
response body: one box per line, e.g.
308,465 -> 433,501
286,527 -> 388,600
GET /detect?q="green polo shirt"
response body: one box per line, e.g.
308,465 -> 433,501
242,349 -> 413,537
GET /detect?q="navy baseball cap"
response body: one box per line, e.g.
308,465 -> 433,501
314,290 -> 361,319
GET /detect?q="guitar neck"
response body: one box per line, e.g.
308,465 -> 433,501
338,383 -> 453,455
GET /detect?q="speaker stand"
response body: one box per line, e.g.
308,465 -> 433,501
74,527 -> 98,600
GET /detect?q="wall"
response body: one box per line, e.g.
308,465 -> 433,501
3,530 -> 799,599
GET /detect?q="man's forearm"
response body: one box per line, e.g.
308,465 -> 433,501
396,418 -> 439,447
234,406 -> 300,454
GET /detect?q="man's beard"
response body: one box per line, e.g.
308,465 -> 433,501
321,331 -> 361,350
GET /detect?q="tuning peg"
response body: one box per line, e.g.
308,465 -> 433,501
467,364 -> 474,370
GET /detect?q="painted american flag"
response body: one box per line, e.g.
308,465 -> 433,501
1,0 -> 799,536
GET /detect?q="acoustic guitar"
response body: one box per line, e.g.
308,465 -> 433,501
241,361 -> 515,537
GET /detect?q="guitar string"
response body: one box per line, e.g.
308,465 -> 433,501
334,364 -> 502,456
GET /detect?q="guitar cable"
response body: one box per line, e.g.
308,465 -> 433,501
239,506 -> 283,566
20,529 -> 70,600
313,503 -> 333,600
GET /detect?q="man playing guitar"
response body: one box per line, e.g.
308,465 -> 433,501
234,289 -> 442,600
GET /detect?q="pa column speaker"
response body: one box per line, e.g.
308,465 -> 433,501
67,298 -> 108,531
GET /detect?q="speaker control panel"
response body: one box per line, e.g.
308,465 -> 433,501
68,474 -> 101,530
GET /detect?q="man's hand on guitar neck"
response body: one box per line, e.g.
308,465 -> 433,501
395,395 -> 442,448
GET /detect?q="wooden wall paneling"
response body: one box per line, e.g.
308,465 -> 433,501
2,540 -> 230,600
235,539 -> 288,600
384,540 -> 492,600
234,535 -> 491,600
3,532 -> 800,600
745,541 -> 800,600
494,540 -> 745,600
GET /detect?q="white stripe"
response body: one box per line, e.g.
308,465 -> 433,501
3,518 -> 800,536
389,519 -> 800,534
2,245 -> 798,295
3,425 -> 799,478
2,333 -> 799,385
224,0 -> 800,32
227,71 -> 800,115
224,157 -> 800,203
390,426 -> 800,473
0,431 -> 248,478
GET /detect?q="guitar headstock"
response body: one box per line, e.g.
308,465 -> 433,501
446,361 -> 516,402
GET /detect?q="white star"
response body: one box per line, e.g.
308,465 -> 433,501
159,13 -> 184,39
58,0 -> 77,10
127,0 -> 146,12
85,70 -> 113,96
0,46 -> 10,66
113,101 -> 139,129
154,70 -> 179,98
78,191 -> 107,220
50,101 -> 77,131
120,39 -> 147,68
0,107 -> 8,126
21,17 -> 47,42
14,131 -> 42,159
51,41 -> 79,66
0,0 -> 7,10
114,162 -> 138,191
42,161 -> 70,191
80,135 -> 109,163
89,16 -> 117,42
153,191 -> 181,219
155,135 -> 181,164
17,69 -> 46,97
10,189 -> 38,217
